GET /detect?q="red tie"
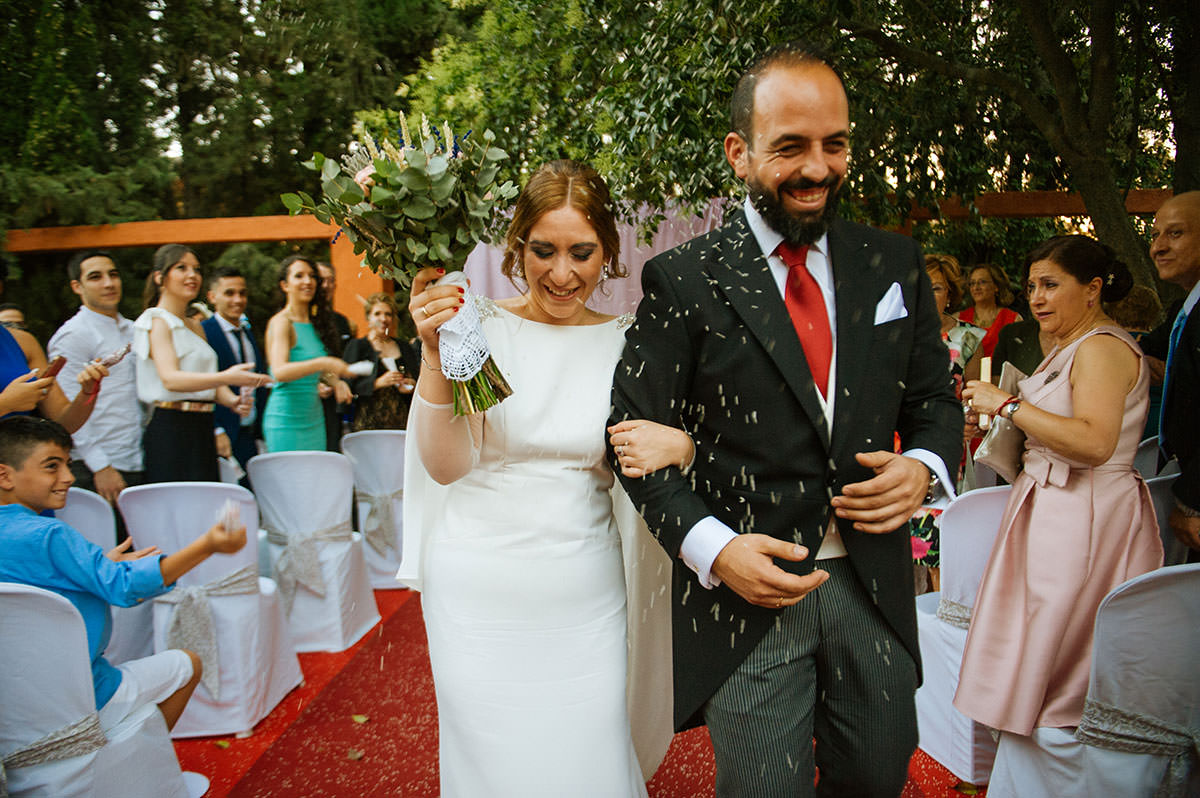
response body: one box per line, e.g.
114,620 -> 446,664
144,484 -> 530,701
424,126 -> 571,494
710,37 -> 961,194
776,242 -> 831,398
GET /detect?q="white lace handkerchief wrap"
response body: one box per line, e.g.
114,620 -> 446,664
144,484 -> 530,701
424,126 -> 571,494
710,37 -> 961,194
155,562 -> 259,700
265,520 -> 354,612
435,271 -> 490,381
355,487 -> 404,556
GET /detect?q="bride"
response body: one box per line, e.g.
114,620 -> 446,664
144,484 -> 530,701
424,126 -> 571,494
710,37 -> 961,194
401,160 -> 690,796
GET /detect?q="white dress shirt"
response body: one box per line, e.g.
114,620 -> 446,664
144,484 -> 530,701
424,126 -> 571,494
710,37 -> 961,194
679,198 -> 956,588
47,306 -> 144,473
214,314 -> 257,427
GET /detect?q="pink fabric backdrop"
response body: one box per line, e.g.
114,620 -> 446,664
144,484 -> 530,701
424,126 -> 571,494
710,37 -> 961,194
462,202 -> 728,316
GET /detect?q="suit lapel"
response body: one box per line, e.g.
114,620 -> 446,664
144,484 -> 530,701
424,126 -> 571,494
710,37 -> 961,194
709,214 -> 831,451
829,221 -> 880,458
202,317 -> 236,368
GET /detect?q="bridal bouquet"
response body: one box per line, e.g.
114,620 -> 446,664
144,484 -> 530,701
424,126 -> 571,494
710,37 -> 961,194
282,114 -> 518,414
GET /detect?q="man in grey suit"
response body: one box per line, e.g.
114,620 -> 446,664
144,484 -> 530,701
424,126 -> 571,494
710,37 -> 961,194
610,42 -> 962,796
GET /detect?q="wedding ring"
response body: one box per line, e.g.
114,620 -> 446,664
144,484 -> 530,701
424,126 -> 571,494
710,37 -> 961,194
777,596 -> 784,608
421,306 -> 430,318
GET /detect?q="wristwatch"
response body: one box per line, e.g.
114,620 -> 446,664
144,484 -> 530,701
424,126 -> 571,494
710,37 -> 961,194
1002,399 -> 1022,420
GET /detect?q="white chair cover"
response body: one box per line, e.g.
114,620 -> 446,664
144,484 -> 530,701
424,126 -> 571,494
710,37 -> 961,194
58,487 -> 155,667
1135,435 -> 1161,478
0,582 -> 189,798
341,430 -> 408,590
1147,474 -> 1190,567
116,482 -> 302,738
247,452 -> 380,652
914,484 -> 1012,785
988,564 -> 1200,798
217,456 -> 244,485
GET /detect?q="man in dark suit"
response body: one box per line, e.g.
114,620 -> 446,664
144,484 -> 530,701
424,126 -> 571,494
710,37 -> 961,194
202,266 -> 268,478
316,261 -> 355,451
1141,191 -> 1200,561
610,42 -> 962,797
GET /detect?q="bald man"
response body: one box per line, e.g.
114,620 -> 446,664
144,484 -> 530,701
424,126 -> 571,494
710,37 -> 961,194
1142,191 -> 1200,559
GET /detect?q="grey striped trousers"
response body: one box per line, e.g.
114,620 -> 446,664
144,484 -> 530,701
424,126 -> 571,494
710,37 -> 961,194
702,558 -> 918,797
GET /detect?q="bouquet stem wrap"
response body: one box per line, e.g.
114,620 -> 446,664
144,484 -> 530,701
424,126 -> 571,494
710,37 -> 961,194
433,271 -> 512,415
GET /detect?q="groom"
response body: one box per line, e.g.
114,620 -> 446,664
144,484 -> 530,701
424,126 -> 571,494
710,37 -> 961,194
610,42 -> 962,796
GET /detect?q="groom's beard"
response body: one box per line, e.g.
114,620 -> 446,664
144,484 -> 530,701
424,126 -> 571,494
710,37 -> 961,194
748,173 -> 843,246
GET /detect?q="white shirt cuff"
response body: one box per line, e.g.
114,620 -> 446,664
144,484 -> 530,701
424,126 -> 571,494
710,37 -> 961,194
81,449 -> 111,474
680,516 -> 738,589
903,447 -> 956,507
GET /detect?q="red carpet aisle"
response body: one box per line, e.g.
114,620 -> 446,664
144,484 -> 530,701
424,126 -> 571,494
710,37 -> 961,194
173,590 -> 413,795
176,591 -> 987,797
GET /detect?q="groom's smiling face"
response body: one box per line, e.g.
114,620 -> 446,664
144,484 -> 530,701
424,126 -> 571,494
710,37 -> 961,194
725,62 -> 850,245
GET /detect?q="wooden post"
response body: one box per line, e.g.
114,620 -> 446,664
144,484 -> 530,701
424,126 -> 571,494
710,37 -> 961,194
328,233 -> 391,323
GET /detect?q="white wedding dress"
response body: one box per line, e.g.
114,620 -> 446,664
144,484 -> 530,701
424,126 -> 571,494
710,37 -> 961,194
399,299 -> 670,797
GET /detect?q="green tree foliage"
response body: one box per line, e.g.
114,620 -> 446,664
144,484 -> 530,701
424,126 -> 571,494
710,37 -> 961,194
405,0 -> 1183,286
1,0 -> 461,336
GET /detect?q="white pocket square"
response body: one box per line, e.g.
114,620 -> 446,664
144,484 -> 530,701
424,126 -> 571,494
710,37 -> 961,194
874,282 -> 908,325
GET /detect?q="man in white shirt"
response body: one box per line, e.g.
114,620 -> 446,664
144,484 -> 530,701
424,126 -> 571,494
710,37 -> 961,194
48,251 -> 144,525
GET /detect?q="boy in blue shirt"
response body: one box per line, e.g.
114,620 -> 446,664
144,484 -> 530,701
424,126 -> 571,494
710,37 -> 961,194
0,416 -> 246,731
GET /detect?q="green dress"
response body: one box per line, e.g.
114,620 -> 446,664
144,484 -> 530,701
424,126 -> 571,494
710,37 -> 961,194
263,322 -> 327,451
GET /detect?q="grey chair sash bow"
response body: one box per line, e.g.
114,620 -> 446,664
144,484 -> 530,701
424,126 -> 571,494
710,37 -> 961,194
354,487 -> 403,556
1075,697 -> 1200,798
935,597 -> 972,630
264,520 -> 354,613
1,712 -> 107,797
154,563 -> 259,700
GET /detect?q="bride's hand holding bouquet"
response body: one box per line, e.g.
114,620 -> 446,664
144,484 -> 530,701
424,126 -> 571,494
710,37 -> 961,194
282,113 -> 518,415
409,266 -> 461,389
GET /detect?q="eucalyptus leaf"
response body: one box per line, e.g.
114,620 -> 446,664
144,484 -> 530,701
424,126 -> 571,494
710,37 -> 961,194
406,148 -> 428,170
321,157 -> 340,182
405,238 -> 428,259
405,195 -> 437,219
431,173 -> 457,202
397,168 -> 430,191
373,158 -> 400,180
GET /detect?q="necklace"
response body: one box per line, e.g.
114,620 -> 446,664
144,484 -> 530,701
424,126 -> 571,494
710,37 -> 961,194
973,305 -> 998,328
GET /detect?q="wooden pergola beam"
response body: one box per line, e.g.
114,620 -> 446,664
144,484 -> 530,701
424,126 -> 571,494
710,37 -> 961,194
3,215 -> 335,252
905,188 -> 1171,221
3,214 -> 388,321
4,188 -> 1173,315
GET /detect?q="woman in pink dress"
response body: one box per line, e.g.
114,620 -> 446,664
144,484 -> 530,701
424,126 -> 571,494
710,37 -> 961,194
958,262 -> 1022,358
954,236 -> 1163,766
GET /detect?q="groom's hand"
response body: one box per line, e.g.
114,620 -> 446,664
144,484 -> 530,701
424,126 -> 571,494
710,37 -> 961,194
711,535 -> 829,608
832,451 -> 928,533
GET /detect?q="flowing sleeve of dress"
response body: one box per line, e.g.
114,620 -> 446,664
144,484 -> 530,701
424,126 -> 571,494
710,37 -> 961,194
612,481 -> 675,779
396,393 -> 475,590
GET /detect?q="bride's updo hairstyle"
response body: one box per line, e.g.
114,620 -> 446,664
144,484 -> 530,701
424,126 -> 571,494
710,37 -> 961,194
501,159 -> 625,286
1022,234 -> 1134,304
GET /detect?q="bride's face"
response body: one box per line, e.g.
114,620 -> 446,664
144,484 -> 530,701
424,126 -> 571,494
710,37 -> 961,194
520,204 -> 606,325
